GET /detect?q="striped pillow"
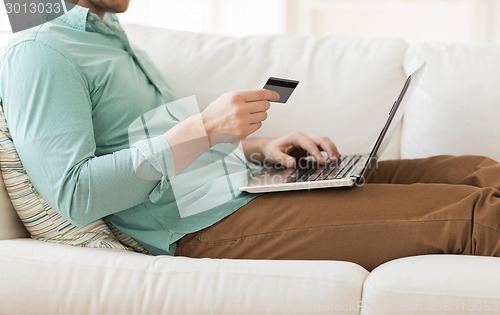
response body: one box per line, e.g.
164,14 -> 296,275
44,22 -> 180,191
0,104 -> 149,253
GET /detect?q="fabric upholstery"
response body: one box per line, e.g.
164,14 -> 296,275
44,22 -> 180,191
0,169 -> 29,240
0,238 -> 368,315
362,255 -> 500,315
402,43 -> 500,161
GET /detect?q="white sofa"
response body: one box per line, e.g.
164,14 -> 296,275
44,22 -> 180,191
1,24 -> 500,315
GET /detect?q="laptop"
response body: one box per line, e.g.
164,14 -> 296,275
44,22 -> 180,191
239,63 -> 426,193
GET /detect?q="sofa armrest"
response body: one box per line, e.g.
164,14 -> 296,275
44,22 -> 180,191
0,239 -> 368,315
0,171 -> 30,240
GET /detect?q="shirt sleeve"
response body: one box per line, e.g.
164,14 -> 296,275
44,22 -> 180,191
0,39 -> 170,226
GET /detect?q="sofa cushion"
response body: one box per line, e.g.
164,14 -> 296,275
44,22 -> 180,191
124,25 -> 409,160
0,239 -> 369,315
0,104 -> 146,251
362,255 -> 500,315
401,43 -> 500,161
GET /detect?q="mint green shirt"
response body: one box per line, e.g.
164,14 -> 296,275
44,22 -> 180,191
0,6 -> 258,255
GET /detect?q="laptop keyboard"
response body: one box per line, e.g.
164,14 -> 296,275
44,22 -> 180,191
283,155 -> 362,183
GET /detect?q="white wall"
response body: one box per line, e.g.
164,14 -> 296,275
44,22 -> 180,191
200,0 -> 287,36
118,0 -> 500,44
119,0 -> 203,32
0,3 -> 10,33
2,0 -> 500,45
294,0 -> 500,44
119,0 -> 287,36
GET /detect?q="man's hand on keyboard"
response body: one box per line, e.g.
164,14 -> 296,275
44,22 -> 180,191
260,132 -> 340,169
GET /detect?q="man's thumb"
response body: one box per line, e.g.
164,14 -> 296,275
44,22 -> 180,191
273,152 -> 296,169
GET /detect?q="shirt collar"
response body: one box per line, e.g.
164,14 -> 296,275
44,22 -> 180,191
57,4 -> 121,34
57,5 -> 90,31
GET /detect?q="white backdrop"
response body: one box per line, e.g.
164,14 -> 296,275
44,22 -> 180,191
0,3 -> 10,33
119,0 -> 500,44
1,0 -> 500,44
119,0 -> 287,36
119,0 -> 203,33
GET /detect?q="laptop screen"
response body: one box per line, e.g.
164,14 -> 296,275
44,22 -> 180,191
360,63 -> 427,179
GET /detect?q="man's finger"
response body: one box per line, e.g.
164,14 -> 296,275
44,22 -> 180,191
239,89 -> 280,102
247,122 -> 263,135
268,151 -> 296,168
247,100 -> 271,113
313,136 -> 340,161
292,133 -> 326,163
249,111 -> 268,124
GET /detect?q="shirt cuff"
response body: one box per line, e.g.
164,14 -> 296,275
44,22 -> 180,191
131,134 -> 175,203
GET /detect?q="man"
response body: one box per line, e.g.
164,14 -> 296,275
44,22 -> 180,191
1,0 -> 499,271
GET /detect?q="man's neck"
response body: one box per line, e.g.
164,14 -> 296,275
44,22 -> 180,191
75,0 -> 105,20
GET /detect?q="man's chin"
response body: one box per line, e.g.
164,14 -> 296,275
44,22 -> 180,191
111,3 -> 130,14
109,8 -> 128,14
72,0 -> 131,14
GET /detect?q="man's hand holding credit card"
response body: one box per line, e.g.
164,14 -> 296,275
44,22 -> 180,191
264,77 -> 299,103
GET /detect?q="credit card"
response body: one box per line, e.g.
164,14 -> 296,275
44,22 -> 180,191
263,77 -> 299,103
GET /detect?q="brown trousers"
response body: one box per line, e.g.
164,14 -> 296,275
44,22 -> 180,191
175,155 -> 500,271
